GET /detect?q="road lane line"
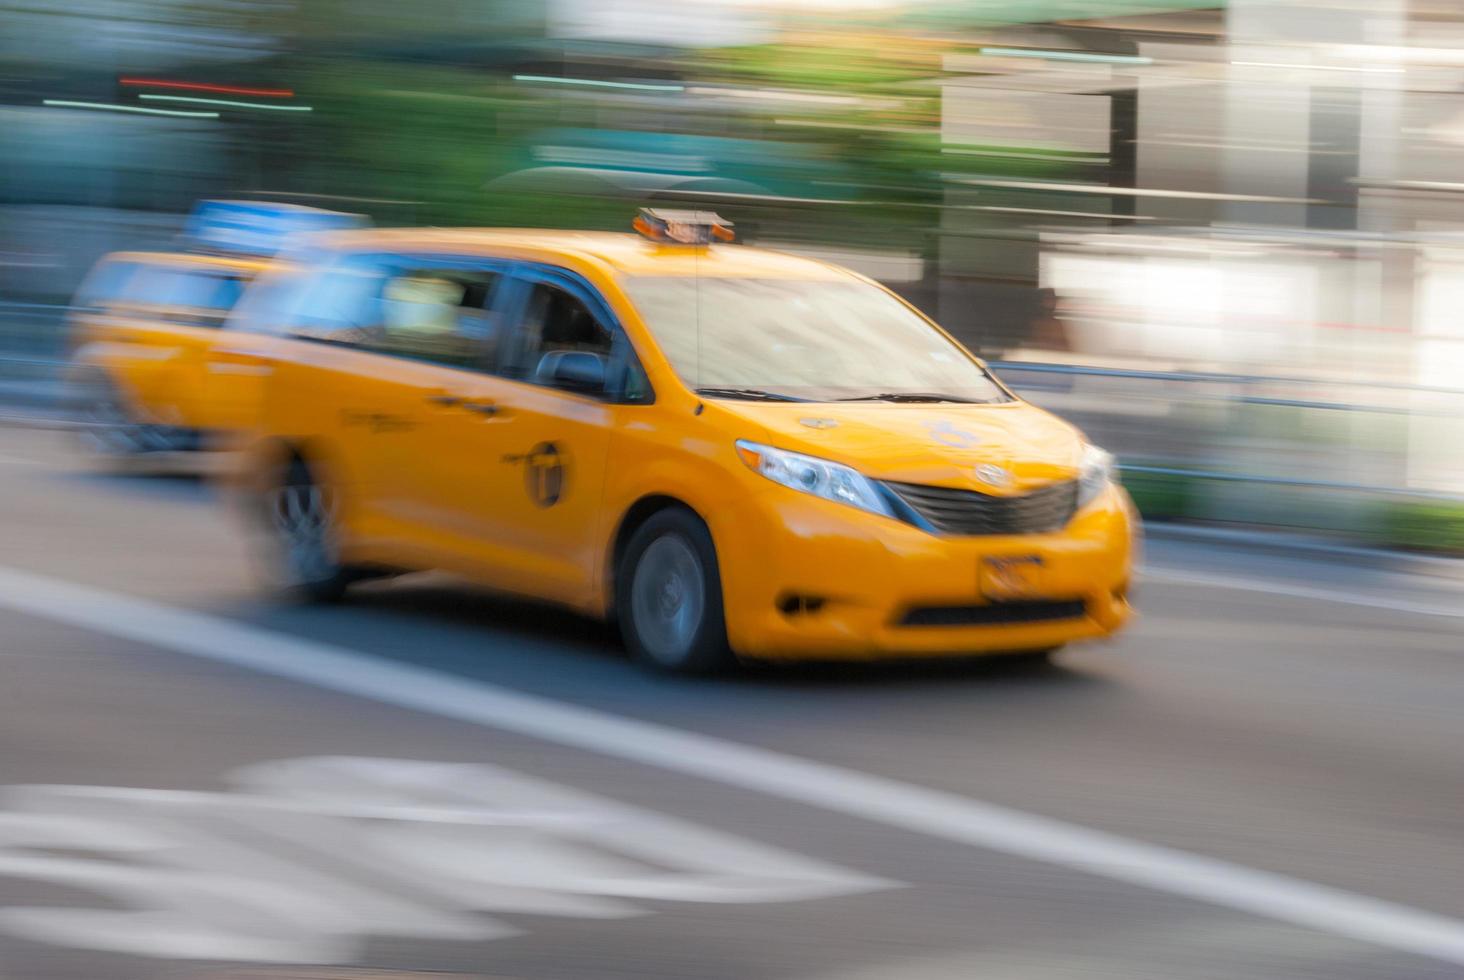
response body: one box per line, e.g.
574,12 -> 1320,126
3,564 -> 1464,966
1145,566 -> 1464,620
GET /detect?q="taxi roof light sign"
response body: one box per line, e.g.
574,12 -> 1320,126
633,208 -> 734,245
184,200 -> 369,257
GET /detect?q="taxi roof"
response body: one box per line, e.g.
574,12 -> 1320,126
106,250 -> 274,274
303,229 -> 853,281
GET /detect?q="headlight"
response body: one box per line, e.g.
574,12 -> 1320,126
735,440 -> 893,518
1077,443 -> 1115,508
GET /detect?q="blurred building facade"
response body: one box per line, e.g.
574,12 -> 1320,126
7,0 -> 1464,515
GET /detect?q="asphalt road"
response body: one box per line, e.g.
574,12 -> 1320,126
1,425 -> 1463,980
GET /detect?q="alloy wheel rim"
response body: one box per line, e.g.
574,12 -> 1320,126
631,534 -> 705,665
270,481 -> 337,584
81,393 -> 142,455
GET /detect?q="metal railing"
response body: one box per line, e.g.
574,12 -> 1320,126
992,360 -> 1464,505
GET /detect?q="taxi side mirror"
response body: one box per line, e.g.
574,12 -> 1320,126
537,350 -> 607,394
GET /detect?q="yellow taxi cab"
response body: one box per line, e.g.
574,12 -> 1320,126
229,210 -> 1136,672
66,201 -> 365,457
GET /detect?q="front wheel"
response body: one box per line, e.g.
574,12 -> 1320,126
617,509 -> 733,674
260,458 -> 352,603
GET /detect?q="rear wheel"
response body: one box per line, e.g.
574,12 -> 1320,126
617,508 -> 732,674
261,458 -> 351,603
70,373 -> 154,460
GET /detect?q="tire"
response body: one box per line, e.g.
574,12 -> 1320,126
617,508 -> 733,674
69,372 -> 152,461
260,457 -> 352,603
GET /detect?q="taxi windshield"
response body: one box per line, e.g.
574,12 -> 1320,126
622,276 -> 1012,403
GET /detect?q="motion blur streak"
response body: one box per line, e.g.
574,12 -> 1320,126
39,100 -> 220,119
2,562 -> 1464,967
6,1 -> 1464,977
138,95 -> 314,112
1147,566 -> 1464,620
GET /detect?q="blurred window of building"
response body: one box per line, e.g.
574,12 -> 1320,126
548,0 -> 771,46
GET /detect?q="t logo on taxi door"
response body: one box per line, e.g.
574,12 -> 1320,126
523,442 -> 564,508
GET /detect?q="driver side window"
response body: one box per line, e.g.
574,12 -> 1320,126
506,281 -> 614,391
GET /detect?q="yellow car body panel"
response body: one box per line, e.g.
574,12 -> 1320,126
237,229 -> 1135,660
69,250 -> 271,434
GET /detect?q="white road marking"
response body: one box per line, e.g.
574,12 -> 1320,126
2,565 -> 1464,966
0,756 -> 889,963
1145,566 -> 1464,621
799,918 -> 1370,980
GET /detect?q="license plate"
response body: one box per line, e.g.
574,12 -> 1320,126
981,555 -> 1047,600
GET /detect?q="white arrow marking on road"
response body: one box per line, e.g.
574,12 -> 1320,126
3,564 -> 1464,966
0,757 -> 891,962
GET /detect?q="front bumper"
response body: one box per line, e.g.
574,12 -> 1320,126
712,483 -> 1136,661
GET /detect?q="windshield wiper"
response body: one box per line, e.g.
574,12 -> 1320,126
836,392 -> 989,404
695,387 -> 809,403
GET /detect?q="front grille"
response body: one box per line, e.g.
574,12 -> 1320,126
900,600 -> 1087,627
883,479 -> 1078,535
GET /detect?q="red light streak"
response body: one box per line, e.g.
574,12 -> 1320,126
120,79 -> 295,98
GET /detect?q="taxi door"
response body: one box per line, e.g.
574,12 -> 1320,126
346,256 -> 521,569
248,251 -> 416,555
436,267 -> 622,609
104,264 -> 248,431
73,262 -> 183,421
161,268 -> 252,433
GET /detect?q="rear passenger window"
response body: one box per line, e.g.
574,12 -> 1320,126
375,269 -> 503,370
268,253 -> 503,371
227,267 -> 309,336
119,267 -> 249,324
74,260 -> 140,310
164,270 -> 245,313
285,257 -> 388,344
124,268 -> 185,306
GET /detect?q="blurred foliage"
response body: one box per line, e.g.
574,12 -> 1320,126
266,37 -> 1093,248
701,37 -> 939,91
1371,499 -> 1464,555
906,0 -> 1225,30
2,0 -> 1101,262
1120,467 -> 1199,521
283,62 -> 538,226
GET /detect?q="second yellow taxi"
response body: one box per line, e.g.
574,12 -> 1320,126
67,200 -> 365,458
225,209 -> 1137,672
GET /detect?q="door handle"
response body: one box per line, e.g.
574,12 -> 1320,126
461,400 -> 500,416
426,394 -> 461,407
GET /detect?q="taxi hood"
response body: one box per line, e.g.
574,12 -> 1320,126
712,399 -> 1084,492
